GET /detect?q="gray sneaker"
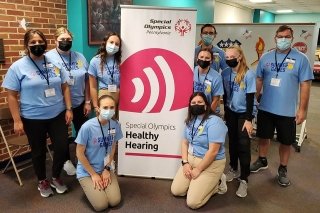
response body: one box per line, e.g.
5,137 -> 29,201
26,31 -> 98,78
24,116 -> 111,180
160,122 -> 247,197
226,167 -> 240,182
38,179 -> 54,198
236,179 -> 248,198
50,178 -> 68,194
250,158 -> 268,173
277,167 -> 291,187
217,173 -> 227,194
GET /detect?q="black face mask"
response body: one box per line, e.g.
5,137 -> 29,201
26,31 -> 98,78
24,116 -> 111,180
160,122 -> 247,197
197,59 -> 211,69
226,58 -> 239,68
58,40 -> 72,52
29,44 -> 46,57
190,104 -> 206,116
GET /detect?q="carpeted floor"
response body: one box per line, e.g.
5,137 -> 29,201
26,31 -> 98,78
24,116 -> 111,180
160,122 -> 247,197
1,82 -> 320,213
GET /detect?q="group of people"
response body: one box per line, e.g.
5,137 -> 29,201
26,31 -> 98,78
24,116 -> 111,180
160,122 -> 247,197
2,27 -> 123,211
170,24 -> 313,209
1,23 -> 314,211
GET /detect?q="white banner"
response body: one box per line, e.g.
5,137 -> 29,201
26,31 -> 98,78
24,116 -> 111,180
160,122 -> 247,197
118,5 -> 197,178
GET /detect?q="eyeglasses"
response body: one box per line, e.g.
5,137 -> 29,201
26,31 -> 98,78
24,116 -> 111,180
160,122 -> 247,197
201,31 -> 216,36
276,35 -> 292,39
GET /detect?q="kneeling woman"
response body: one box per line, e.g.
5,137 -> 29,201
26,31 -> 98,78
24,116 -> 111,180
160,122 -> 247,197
76,95 -> 122,211
171,92 -> 228,209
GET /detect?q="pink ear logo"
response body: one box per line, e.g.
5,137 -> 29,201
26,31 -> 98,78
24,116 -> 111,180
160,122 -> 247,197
119,48 -> 193,113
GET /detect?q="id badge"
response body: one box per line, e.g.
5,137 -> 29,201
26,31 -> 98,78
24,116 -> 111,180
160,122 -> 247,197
270,78 -> 281,87
68,76 -> 75,86
44,88 -> 56,97
188,143 -> 194,155
108,84 -> 117,92
109,128 -> 116,135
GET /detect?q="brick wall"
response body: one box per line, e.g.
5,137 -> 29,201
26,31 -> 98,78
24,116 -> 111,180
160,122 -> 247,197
0,0 -> 67,162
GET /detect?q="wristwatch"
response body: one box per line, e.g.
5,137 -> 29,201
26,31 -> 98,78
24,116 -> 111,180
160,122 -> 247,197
181,160 -> 189,166
66,106 -> 72,111
104,165 -> 111,171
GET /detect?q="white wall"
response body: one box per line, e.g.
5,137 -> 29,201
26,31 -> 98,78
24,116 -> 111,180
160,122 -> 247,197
214,0 -> 253,23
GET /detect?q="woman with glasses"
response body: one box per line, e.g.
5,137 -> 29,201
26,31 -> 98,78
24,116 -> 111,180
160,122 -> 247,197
2,29 -> 72,197
46,27 -> 91,176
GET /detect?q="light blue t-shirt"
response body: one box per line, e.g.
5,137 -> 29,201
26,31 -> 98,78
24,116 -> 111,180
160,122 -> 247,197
256,48 -> 314,117
2,56 -> 67,119
75,117 -> 123,179
46,49 -> 89,108
193,67 -> 224,112
195,45 -> 228,72
88,55 -> 120,90
222,68 -> 256,113
184,115 -> 227,160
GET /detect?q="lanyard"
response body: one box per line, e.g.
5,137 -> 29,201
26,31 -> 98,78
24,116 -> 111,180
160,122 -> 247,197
29,56 -> 49,86
97,117 -> 111,153
190,116 -> 206,143
229,71 -> 236,100
106,58 -> 116,84
197,68 -> 210,88
56,48 -> 72,74
274,49 -> 291,78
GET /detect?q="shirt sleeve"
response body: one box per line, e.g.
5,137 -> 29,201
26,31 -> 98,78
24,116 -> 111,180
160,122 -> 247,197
207,117 -> 227,143
114,121 -> 123,142
88,57 -> 98,77
2,66 -> 21,92
211,74 -> 224,96
75,124 -> 89,146
298,54 -> 314,82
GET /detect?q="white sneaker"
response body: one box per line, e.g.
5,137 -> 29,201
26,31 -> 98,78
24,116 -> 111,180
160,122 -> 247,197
226,167 -> 240,182
236,179 -> 248,198
63,160 -> 76,176
217,173 -> 227,194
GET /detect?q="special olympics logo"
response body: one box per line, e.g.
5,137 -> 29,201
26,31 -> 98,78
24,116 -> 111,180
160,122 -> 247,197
119,48 -> 193,113
174,19 -> 191,36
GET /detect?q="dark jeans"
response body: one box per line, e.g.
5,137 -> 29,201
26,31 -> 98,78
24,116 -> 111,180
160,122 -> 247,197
225,108 -> 251,182
66,101 -> 88,160
22,111 -> 69,180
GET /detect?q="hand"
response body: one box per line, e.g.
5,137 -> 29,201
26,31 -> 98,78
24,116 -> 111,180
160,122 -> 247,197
91,173 -> 104,190
183,164 -> 192,180
65,110 -> 73,125
14,120 -> 25,135
191,167 -> 201,179
83,103 -> 92,117
295,109 -> 306,125
101,169 -> 111,188
242,120 -> 253,138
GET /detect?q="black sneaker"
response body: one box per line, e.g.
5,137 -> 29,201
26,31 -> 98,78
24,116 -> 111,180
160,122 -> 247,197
250,158 -> 268,173
277,167 -> 291,187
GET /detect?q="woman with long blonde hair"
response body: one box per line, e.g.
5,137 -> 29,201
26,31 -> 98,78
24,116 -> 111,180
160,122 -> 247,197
221,45 -> 256,198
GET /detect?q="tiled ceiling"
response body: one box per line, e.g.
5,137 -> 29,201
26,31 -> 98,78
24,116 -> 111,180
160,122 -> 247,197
223,0 -> 320,14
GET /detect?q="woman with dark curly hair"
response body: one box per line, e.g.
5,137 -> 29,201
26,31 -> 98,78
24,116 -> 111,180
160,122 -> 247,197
89,32 -> 122,116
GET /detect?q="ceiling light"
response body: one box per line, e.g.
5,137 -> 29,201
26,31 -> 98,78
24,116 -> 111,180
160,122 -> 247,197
276,9 -> 294,13
249,0 -> 273,3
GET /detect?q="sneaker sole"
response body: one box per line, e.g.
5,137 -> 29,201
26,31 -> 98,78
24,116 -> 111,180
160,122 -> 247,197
38,187 -> 54,198
236,192 -> 247,198
50,184 -> 67,194
277,175 -> 291,187
250,165 -> 268,173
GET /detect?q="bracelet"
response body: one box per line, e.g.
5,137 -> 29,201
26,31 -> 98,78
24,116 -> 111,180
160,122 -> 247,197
66,106 -> 73,111
85,100 -> 91,104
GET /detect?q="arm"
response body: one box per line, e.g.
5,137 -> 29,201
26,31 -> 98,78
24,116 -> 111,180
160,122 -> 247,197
83,76 -> 92,116
76,144 -> 104,189
181,138 -> 192,180
296,80 -> 311,125
7,89 -> 24,135
256,77 -> 263,101
61,82 -> 73,125
89,74 -> 99,113
191,143 -> 220,179
101,141 -> 117,187
242,92 -> 255,137
210,96 -> 220,112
